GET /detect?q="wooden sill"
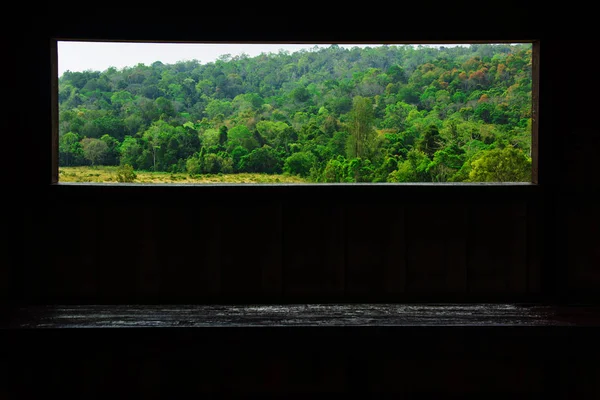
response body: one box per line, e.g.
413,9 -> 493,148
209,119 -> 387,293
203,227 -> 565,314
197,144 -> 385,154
4,303 -> 599,329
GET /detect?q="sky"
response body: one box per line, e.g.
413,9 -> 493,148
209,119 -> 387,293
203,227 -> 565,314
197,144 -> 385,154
57,41 -> 465,76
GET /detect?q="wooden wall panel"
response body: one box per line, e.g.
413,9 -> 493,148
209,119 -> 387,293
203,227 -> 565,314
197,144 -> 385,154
154,205 -> 221,301
565,197 -> 600,296
283,204 -> 345,297
527,198 -> 542,294
368,359 -> 543,395
405,202 -> 467,294
93,206 -> 140,303
344,204 -> 405,297
132,206 -> 162,298
47,203 -> 103,299
8,205 -> 44,303
467,202 -> 528,294
15,192 -> 548,303
220,204 -> 282,298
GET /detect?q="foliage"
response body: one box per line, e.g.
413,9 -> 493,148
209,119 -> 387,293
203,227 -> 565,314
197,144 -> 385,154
81,138 -> 109,166
58,43 -> 533,182
115,164 -> 137,182
467,146 -> 531,182
284,151 -> 316,177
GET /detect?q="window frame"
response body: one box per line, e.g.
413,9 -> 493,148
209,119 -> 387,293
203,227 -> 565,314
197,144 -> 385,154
50,38 -> 540,188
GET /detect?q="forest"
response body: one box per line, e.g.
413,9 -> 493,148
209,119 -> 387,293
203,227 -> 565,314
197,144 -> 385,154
58,43 -> 533,183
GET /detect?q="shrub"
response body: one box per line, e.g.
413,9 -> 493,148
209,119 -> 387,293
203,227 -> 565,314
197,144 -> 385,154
116,164 -> 137,183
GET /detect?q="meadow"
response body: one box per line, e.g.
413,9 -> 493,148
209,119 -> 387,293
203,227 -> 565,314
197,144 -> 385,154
59,166 -> 309,184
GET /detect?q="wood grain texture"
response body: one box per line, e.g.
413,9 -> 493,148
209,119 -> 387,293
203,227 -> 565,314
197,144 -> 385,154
565,198 -> 600,295
154,205 -> 221,300
220,203 -> 282,298
527,197 -> 542,294
9,304 -> 600,328
468,202 -> 528,294
405,202 -> 467,294
344,203 -> 405,297
50,39 -> 59,185
283,203 -> 345,297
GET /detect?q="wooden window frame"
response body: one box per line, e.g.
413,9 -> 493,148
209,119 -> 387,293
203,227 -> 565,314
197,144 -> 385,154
50,39 -> 540,187
31,28 -> 548,304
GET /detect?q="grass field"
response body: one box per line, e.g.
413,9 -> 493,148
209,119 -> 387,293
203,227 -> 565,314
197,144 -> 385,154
58,166 -> 309,184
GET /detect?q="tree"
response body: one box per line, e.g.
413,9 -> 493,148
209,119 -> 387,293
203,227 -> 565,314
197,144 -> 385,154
119,136 -> 142,169
416,124 -> 443,158
81,138 -> 109,166
56,43 -> 533,183
388,149 -> 431,182
155,96 -> 176,118
142,121 -> 169,171
467,146 -> 531,182
284,152 -> 315,177
322,157 -> 346,183
256,121 -> 297,151
227,125 -> 258,152
239,146 -> 283,174
426,145 -> 465,182
387,64 -> 408,83
100,135 -> 121,165
346,96 -> 377,160
59,132 -> 85,166
231,146 -> 249,172
218,126 -> 228,146
291,86 -> 310,103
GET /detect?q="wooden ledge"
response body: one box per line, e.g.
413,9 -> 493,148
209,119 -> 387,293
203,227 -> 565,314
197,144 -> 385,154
4,303 -> 600,329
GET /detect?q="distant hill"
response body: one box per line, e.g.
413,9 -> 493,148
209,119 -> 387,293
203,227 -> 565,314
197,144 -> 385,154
58,43 -> 533,182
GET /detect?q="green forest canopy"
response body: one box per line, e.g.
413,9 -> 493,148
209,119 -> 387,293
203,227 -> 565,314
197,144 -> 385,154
58,43 -> 533,183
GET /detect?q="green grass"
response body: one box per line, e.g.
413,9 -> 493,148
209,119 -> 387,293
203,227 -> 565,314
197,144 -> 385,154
59,166 -> 309,184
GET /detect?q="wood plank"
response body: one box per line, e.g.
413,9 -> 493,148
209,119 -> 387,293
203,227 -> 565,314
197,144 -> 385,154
405,202 -> 467,294
91,203 -> 162,301
51,39 -> 59,184
566,199 -> 600,294
468,202 -> 528,294
527,198 -> 542,294
133,205 -> 162,297
531,40 -> 540,184
369,359 -> 543,394
219,203 -> 282,298
283,203 -> 345,297
154,204 -> 221,300
344,203 -> 406,298
10,304 -> 598,328
17,204 -> 52,301
47,203 -> 101,299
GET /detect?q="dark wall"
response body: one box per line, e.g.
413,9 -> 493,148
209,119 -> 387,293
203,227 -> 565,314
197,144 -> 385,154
6,11 -> 599,306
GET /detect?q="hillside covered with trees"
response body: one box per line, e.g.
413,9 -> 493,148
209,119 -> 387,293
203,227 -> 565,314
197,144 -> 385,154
58,43 -> 533,182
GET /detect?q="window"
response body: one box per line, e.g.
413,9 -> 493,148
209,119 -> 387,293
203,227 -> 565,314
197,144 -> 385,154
53,40 -> 538,185
15,21 -> 547,305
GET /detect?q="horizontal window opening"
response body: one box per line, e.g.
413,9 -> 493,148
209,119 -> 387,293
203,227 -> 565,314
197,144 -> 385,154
55,41 -> 536,185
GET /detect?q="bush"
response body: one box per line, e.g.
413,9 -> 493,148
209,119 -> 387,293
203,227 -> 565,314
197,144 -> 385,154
116,164 -> 137,183
284,151 -> 316,177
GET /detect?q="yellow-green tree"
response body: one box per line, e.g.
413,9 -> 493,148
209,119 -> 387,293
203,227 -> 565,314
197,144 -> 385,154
468,146 -> 531,182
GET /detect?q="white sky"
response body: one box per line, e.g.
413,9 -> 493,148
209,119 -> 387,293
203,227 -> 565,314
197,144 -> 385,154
57,41 -> 466,76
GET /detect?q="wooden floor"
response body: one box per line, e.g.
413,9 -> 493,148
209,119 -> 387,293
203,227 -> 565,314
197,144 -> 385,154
2,304 -> 600,398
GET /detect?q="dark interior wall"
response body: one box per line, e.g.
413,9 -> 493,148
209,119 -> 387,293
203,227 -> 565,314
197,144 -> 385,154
540,39 -> 600,302
5,11 -> 599,306
15,185 -> 541,304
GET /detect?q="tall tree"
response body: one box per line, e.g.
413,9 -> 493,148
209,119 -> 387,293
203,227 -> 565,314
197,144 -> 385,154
346,96 -> 376,160
81,138 -> 109,166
